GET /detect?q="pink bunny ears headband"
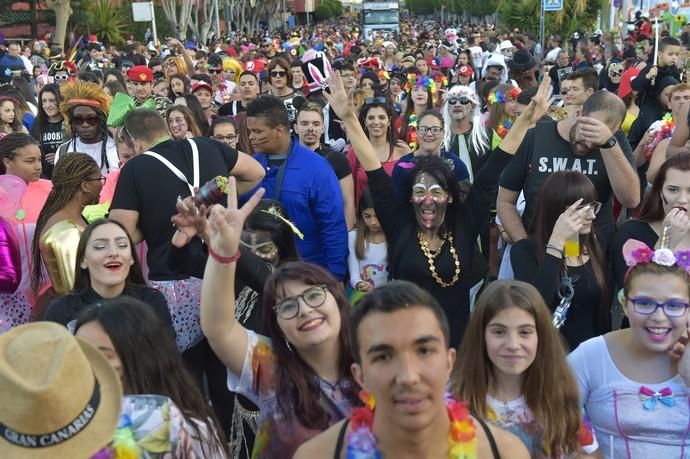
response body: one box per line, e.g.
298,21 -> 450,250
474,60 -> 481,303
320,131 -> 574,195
622,239 -> 690,279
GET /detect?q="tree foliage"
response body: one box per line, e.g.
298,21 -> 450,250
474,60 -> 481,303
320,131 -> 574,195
87,0 -> 129,46
498,0 -> 602,37
315,0 -> 343,20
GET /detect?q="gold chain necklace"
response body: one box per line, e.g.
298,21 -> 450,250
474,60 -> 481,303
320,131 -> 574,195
417,231 -> 461,287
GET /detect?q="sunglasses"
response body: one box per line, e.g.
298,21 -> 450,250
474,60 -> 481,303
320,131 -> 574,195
560,87 -> 574,95
54,74 -> 70,81
447,96 -> 471,105
73,116 -> 100,126
608,70 -> 623,77
364,96 -> 387,105
209,69 -> 222,74
270,71 -> 287,78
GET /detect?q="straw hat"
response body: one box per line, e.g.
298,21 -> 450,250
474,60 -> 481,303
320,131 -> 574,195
0,322 -> 122,459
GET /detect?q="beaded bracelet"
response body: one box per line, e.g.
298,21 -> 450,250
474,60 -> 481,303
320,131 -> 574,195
208,246 -> 242,264
545,243 -> 565,258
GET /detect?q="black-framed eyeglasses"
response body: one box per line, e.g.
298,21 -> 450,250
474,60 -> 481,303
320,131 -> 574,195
447,96 -> 471,105
273,285 -> 328,320
213,134 -> 237,142
417,126 -> 443,136
627,297 -> 690,317
364,96 -> 387,105
270,71 -> 287,78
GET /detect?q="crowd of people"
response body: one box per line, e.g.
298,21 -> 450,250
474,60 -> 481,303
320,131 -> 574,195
2,11 -> 690,458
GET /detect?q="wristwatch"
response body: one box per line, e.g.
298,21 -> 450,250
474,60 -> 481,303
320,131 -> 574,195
599,136 -> 617,149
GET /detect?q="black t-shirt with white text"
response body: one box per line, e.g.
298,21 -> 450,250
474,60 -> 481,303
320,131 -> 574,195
499,120 -> 635,245
32,120 -> 65,179
111,137 -> 239,280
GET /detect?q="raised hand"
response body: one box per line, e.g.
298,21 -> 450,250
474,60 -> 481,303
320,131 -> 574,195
323,71 -> 356,121
576,116 -> 614,147
663,208 -> 690,249
207,177 -> 265,258
669,322 -> 690,386
171,192 -> 210,248
549,199 -> 586,247
518,73 -> 554,126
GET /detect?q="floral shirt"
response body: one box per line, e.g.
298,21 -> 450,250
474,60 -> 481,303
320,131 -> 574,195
227,330 -> 353,459
486,395 -> 598,458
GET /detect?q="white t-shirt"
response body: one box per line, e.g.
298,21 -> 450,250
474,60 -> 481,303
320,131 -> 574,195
347,229 -> 388,289
55,137 -> 119,174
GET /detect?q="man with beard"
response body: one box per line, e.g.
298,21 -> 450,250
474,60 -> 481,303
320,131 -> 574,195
126,65 -> 171,116
218,71 -> 260,117
498,88 -> 639,252
54,81 -> 119,174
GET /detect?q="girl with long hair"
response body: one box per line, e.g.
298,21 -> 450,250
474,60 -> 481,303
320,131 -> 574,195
486,83 -> 522,144
30,153 -> 103,296
511,171 -> 610,350
166,104 -> 203,140
397,72 -> 435,150
568,242 -> 690,455
453,280 -> 597,458
0,97 -> 28,136
0,86 -> 35,130
173,93 -> 210,135
347,189 -> 388,296
43,218 -> 172,333
0,133 -> 52,330
613,153 -> 690,291
74,297 -> 228,457
199,180 -> 359,458
347,96 -> 408,204
30,84 -> 65,178
169,74 -> 191,98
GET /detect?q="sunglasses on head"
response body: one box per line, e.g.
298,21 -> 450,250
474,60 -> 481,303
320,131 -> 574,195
73,116 -> 100,126
270,71 -> 287,78
364,96 -> 387,105
447,96 -> 471,105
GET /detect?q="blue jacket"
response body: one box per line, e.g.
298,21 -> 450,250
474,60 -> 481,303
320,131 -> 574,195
251,139 -> 348,279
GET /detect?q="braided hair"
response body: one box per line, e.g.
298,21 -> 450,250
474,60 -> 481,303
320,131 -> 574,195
31,152 -> 99,292
0,132 -> 38,174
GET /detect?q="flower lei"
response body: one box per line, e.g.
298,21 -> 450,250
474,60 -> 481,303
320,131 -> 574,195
496,118 -> 513,138
487,87 -> 521,105
346,391 -> 477,458
407,113 -> 418,149
91,415 -> 140,459
644,113 -> 675,160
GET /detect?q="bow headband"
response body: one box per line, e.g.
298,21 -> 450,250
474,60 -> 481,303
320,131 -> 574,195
106,92 -> 156,128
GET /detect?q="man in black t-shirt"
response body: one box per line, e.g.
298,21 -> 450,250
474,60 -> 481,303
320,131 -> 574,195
218,71 -> 260,117
498,90 -> 640,250
294,102 -> 355,229
547,50 -> 573,96
109,109 -> 265,352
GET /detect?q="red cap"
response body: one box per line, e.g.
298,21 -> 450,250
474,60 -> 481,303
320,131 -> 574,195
191,81 -> 213,93
127,65 -> 153,83
456,65 -> 474,77
618,67 -> 641,99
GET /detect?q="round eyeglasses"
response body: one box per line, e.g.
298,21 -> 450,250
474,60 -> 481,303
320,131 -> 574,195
273,285 -> 328,320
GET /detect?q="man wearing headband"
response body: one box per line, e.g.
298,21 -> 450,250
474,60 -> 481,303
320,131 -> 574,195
54,81 -> 119,174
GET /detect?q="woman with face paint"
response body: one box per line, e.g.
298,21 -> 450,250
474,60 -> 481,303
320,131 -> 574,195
613,153 -> 690,296
568,238 -> 690,456
326,71 -> 521,348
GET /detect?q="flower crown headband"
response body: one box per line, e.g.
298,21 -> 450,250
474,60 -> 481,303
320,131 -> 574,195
487,87 -> 521,105
622,228 -> 690,279
404,74 -> 436,93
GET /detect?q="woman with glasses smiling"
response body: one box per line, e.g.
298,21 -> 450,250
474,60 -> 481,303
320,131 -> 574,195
511,171 -> 611,351
568,237 -> 690,456
197,179 -> 358,459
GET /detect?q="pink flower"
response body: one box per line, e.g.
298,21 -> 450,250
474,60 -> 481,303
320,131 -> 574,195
631,247 -> 653,265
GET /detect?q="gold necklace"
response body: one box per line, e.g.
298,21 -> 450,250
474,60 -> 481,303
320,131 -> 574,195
417,231 -> 461,287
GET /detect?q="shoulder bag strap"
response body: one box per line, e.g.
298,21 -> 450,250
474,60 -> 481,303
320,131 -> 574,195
333,419 -> 350,459
474,415 -> 501,459
143,139 -> 200,196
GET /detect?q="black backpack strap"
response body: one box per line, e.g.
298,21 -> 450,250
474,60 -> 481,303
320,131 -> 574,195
333,419 -> 350,459
474,415 -> 501,459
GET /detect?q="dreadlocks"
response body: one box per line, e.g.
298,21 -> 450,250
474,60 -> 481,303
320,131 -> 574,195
0,133 -> 38,174
31,152 -> 99,292
58,81 -> 114,172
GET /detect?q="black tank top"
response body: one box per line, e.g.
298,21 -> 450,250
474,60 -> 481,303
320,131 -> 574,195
332,416 -> 501,458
